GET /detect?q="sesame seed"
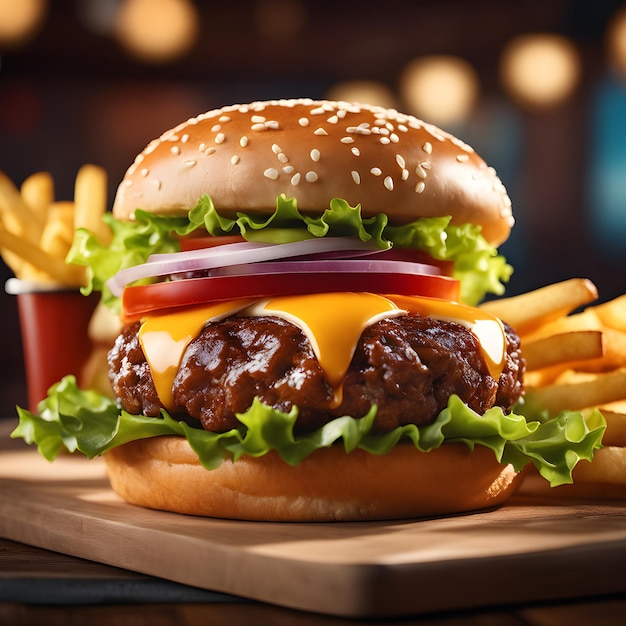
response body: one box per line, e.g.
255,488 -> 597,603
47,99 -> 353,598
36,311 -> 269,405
415,181 -> 425,193
264,168 -> 279,180
277,153 -> 288,163
140,168 -> 149,177
291,173 -> 301,185
396,155 -> 406,169
310,149 -> 320,162
380,137 -> 390,145
181,134 -> 189,143
401,169 -> 409,180
370,167 -> 382,176
283,165 -> 294,174
181,159 -> 197,169
423,142 -> 433,154
314,128 -> 328,136
310,106 -> 326,115
251,123 -> 266,131
456,154 -> 469,162
472,172 -> 482,181
384,176 -> 394,191
251,115 -> 266,123
298,117 -> 310,126
198,142 -> 206,152
219,115 -> 231,122
205,147 -> 216,155
153,179 -> 162,190
351,170 -> 361,185
305,171 -> 319,182
211,124 -> 222,132
265,120 -> 280,129
327,115 -> 339,124
421,161 -> 432,170
215,133 -> 225,144
416,164 -> 428,179
231,155 -> 240,165
170,146 -> 180,155
390,134 -> 399,143
340,137 -> 354,143
271,144 -> 282,154
240,136 -> 249,147
351,147 -> 360,156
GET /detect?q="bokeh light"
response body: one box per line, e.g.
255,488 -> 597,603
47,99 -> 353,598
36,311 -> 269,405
326,80 -> 397,108
0,0 -> 47,47
606,5 -> 626,79
115,0 -> 199,64
399,55 -> 479,125
500,34 -> 580,110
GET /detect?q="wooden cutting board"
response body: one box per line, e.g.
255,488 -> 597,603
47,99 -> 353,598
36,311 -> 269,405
1,419 -> 625,618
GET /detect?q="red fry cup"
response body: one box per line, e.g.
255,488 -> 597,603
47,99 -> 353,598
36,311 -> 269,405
6,278 -> 99,413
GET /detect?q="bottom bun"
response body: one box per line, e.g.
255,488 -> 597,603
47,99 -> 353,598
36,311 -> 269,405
519,446 -> 626,501
104,437 -> 522,521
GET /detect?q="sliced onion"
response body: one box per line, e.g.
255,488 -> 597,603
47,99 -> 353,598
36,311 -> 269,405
211,259 -> 442,277
107,237 -> 380,297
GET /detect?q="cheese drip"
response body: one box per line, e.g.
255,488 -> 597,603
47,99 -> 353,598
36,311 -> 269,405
251,293 -> 406,406
138,299 -> 254,410
138,293 -> 506,413
386,295 -> 506,379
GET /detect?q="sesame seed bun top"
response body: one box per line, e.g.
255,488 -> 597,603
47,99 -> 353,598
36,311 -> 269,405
112,98 -> 514,246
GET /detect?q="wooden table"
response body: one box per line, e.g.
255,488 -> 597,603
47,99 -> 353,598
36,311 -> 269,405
1,537 -> 625,625
1,417 -> 625,624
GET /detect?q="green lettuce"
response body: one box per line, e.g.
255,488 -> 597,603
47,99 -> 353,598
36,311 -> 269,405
67,194 -> 512,309
12,375 -> 605,487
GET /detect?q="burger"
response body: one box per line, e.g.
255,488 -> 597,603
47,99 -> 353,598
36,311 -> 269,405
13,99 -> 604,521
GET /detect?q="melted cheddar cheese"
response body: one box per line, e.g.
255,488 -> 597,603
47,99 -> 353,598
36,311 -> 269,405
138,293 -> 506,412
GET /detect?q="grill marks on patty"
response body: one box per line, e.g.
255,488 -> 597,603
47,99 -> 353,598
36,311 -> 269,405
108,314 -> 525,433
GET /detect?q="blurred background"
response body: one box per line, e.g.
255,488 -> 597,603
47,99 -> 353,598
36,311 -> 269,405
1,0 -> 625,415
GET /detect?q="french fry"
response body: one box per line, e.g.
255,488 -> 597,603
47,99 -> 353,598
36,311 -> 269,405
523,369 -> 626,416
39,201 -> 76,260
522,330 -> 604,371
591,295 -> 626,332
0,224 -> 85,286
73,164 -> 110,245
598,409 -> 626,447
21,171 -> 54,226
570,447 -> 626,486
0,170 -> 43,242
480,278 -> 598,334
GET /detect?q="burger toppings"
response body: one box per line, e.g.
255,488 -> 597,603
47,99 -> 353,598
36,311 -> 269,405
106,235 -> 386,297
109,311 -> 522,434
11,99 -> 607,504
128,293 -> 509,421
69,194 -> 512,310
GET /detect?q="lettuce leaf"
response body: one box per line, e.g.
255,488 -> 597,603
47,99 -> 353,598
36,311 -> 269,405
67,195 -> 511,309
12,376 -> 605,487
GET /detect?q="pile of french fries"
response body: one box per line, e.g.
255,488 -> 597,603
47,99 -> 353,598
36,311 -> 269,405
481,278 -> 626,494
0,165 -> 110,286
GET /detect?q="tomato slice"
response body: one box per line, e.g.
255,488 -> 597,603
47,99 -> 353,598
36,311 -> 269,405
179,235 -> 246,251
122,272 -> 460,319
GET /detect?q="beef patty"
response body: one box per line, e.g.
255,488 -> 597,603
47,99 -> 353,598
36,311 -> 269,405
108,314 -> 525,433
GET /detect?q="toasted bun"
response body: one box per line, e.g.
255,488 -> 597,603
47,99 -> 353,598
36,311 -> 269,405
104,437 -> 522,521
113,99 -> 513,246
